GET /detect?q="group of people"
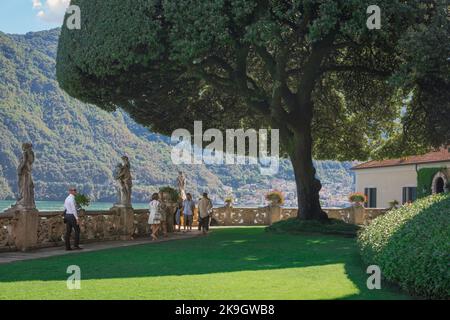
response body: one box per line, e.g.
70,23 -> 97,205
148,192 -> 213,241
62,187 -> 214,249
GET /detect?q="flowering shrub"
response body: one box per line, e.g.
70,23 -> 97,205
265,190 -> 284,205
348,192 -> 367,204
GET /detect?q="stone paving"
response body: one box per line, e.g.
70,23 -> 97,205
0,230 -> 202,265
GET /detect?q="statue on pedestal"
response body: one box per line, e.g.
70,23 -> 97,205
114,155 -> 132,207
14,143 -> 36,210
177,171 -> 186,200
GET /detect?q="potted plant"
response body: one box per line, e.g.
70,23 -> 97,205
75,193 -> 91,209
74,193 -> 90,220
348,192 -> 367,207
159,186 -> 180,202
224,197 -> 233,207
265,190 -> 284,206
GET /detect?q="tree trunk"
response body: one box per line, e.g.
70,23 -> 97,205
288,123 -> 328,221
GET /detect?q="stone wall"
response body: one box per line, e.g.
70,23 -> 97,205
0,205 -> 388,252
212,206 -> 387,226
0,214 -> 14,250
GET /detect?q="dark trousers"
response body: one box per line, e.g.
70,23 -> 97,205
199,216 -> 210,232
64,214 -> 80,249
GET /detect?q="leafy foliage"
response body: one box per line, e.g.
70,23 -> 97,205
56,0 -> 449,219
75,193 -> 90,208
348,192 -> 366,204
57,0 -> 448,159
358,194 -> 450,299
417,167 -> 445,198
159,186 -> 179,202
265,190 -> 284,205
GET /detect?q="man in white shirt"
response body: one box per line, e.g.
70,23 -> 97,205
64,187 -> 82,250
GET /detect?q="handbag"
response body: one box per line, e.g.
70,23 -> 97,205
63,209 -> 67,224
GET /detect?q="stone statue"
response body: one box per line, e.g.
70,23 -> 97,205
177,171 -> 186,200
114,155 -> 132,207
15,142 -> 36,209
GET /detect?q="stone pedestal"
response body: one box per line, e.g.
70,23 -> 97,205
224,206 -> 233,225
165,204 -> 176,233
9,208 -> 39,251
110,205 -> 134,240
349,205 -> 364,224
267,205 -> 281,225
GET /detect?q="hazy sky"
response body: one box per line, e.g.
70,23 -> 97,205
0,0 -> 70,34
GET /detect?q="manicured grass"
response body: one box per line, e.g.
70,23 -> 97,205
0,227 -> 411,300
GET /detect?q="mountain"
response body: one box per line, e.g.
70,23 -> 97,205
0,29 -> 355,206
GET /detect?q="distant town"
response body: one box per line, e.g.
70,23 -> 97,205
211,178 -> 354,208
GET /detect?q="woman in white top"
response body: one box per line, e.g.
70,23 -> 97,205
148,193 -> 161,240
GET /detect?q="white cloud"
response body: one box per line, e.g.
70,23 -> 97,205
32,0 -> 70,24
32,0 -> 43,9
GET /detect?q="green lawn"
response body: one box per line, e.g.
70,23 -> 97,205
0,227 -> 411,300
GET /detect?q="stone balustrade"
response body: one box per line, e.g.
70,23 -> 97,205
0,205 -> 388,253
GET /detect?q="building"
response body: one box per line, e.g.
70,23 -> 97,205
352,147 -> 450,208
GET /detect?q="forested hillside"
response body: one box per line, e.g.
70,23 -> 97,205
0,29 -> 354,206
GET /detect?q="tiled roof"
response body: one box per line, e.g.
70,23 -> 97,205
352,147 -> 450,170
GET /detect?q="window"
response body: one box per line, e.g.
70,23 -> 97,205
364,188 -> 377,208
402,187 -> 417,204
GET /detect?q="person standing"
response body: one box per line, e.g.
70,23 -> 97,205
148,193 -> 162,241
174,201 -> 183,232
64,187 -> 82,251
182,193 -> 195,232
198,193 -> 213,235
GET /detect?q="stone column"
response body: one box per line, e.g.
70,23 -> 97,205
267,205 -> 282,225
243,210 -> 254,225
11,208 -> 39,251
224,205 -> 232,225
110,206 -> 135,240
348,205 -> 364,225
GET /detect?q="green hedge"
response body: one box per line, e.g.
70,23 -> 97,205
358,193 -> 450,299
417,167 -> 445,198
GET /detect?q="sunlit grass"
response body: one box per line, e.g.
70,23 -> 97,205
0,228 -> 411,300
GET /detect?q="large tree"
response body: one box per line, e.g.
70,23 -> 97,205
57,0 -> 449,220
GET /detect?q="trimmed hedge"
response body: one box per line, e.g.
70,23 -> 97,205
358,193 -> 450,299
266,218 -> 360,237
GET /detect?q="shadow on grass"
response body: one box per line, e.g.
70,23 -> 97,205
0,227 -> 410,299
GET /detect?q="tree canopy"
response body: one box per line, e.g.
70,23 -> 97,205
57,0 -> 450,219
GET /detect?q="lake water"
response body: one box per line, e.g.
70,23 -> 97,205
0,200 -> 149,212
0,200 -> 299,213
